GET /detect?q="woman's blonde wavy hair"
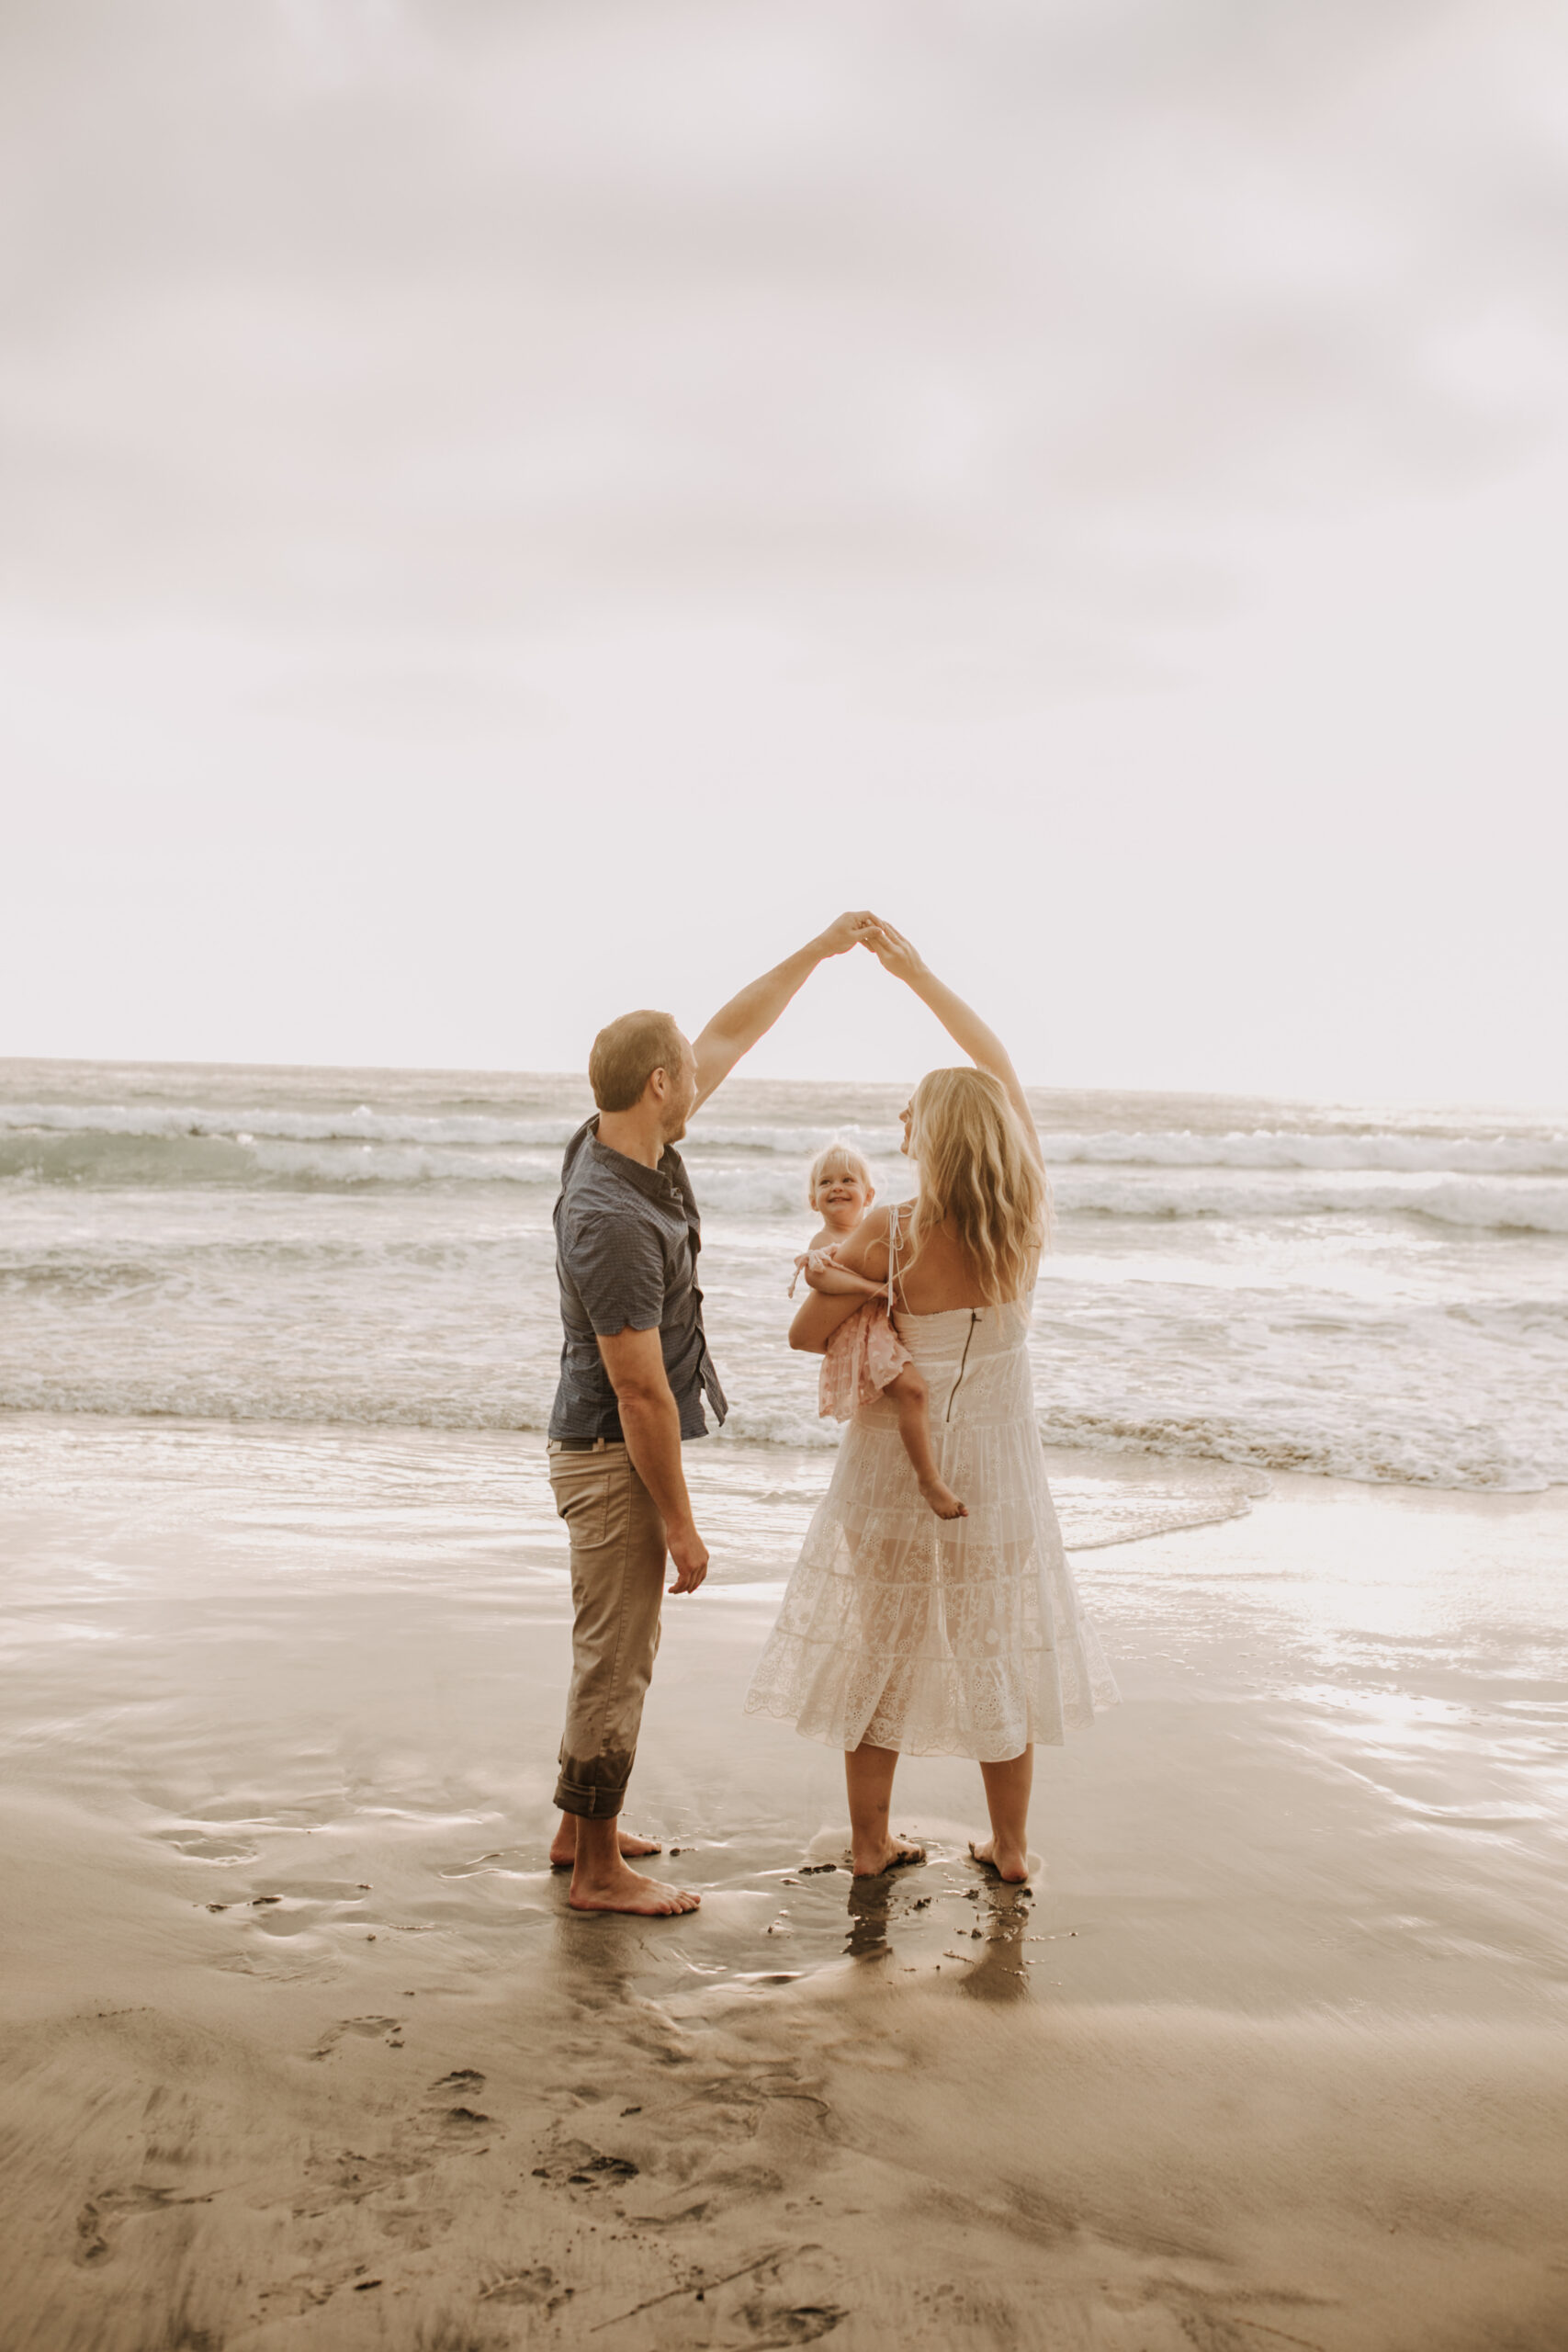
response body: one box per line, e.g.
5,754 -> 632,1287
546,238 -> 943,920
902,1068 -> 1047,1305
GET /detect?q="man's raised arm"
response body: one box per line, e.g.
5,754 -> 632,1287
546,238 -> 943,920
691,912 -> 877,1111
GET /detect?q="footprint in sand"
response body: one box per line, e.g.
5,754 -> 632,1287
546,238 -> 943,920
260,2257 -> 394,2314
409,2069 -> 503,2146
298,2145 -> 430,2216
734,2300 -> 846,2345
370,2191 -> 453,2249
592,2250 -> 846,2343
530,2140 -> 639,2192
308,2015 -> 406,2059
480,2265 -> 574,2316
75,2184 -> 213,2264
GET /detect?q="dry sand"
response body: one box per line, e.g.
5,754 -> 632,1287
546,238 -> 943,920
2,1413 -> 1566,2351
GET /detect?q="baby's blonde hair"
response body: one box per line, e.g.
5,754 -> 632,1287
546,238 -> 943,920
807,1141 -> 874,1209
903,1068 -> 1046,1305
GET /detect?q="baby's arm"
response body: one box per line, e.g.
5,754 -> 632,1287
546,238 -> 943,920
802,1250 -> 884,1298
790,1206 -> 894,1353
792,1224 -> 880,1300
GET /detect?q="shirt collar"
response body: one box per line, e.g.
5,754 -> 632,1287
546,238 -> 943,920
584,1115 -> 684,1204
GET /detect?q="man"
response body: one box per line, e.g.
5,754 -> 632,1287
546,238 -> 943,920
546,911 -> 878,1916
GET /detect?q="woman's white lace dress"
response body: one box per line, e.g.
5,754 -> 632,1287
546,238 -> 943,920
745,1295 -> 1119,1759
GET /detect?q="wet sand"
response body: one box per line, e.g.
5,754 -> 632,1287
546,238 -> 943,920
3,1414 -> 1567,2350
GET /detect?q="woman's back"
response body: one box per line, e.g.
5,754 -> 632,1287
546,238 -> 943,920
862,1204 -> 1019,1316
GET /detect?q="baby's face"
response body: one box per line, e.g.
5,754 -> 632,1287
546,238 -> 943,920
814,1171 -> 872,1228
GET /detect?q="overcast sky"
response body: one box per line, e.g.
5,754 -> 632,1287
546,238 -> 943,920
4,0 -> 1566,1103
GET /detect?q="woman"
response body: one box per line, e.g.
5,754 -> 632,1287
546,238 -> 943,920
744,922 -> 1118,1882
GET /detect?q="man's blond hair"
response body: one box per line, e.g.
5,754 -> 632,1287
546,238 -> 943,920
589,1010 -> 686,1114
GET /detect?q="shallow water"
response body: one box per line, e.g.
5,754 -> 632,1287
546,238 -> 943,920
5,1414 -> 1564,2029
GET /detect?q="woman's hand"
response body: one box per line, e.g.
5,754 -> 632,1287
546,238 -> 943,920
860,921 -> 927,984
857,925 -> 1044,1170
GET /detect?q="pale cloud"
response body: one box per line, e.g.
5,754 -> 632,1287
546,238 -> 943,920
5,0 -> 1567,631
2,2 -> 1565,1098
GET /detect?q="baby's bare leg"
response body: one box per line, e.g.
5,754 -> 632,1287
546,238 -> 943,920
885,1366 -> 968,1520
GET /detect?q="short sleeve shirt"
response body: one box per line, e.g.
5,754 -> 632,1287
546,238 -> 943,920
547,1117 -> 728,1443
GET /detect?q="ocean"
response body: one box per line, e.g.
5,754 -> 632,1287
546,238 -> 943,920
3,1057 -> 1564,1499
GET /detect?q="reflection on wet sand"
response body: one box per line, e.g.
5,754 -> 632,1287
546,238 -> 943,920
842,1864 -> 1033,2000
843,1870 -> 894,1965
955,1877 -> 1035,2001
5,1417 -> 1568,2347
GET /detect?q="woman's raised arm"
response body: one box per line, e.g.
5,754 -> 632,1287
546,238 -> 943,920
862,922 -> 1044,1170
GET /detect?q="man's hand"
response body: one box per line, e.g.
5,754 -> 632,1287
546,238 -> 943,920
816,910 -> 882,957
693,914 -> 882,1112
666,1524 -> 709,1594
597,1326 -> 710,1588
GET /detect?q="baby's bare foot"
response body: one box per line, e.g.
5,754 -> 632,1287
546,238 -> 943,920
568,1861 -> 699,1917
919,1476 -> 968,1521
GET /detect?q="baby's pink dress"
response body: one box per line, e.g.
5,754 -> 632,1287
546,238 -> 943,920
795,1250 -> 912,1423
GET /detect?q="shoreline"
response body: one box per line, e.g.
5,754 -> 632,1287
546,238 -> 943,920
7,1400 -> 1561,1536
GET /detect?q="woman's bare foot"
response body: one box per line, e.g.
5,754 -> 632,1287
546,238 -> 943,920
918,1476 -> 968,1521
850,1837 -> 926,1880
568,1860 -> 700,1917
549,1820 -> 662,1871
968,1836 -> 1029,1884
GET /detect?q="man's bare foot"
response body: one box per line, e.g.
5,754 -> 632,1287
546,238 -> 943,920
968,1836 -> 1029,1884
919,1476 -> 968,1521
850,1838 -> 926,1880
568,1860 -> 700,1917
549,1823 -> 662,1871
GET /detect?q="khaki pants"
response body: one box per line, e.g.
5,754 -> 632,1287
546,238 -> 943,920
548,1441 -> 667,1818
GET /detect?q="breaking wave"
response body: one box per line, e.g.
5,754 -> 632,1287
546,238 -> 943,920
6,1116 -> 1566,1235
6,1100 -> 1563,1167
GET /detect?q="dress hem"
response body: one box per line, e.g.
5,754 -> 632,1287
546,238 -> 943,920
740,1687 -> 1087,1761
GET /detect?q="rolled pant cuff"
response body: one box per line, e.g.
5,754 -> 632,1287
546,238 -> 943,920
554,1773 -> 629,1820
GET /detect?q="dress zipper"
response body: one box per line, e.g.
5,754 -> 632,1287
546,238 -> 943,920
946,1310 -> 980,1422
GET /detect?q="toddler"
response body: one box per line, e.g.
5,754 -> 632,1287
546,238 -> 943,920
792,1143 -> 967,1520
